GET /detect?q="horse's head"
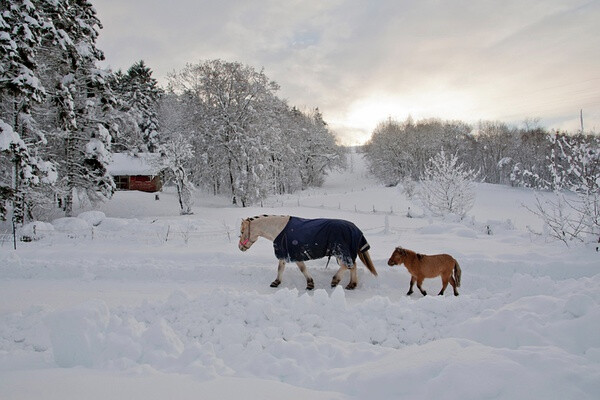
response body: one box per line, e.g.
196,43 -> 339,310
387,247 -> 407,266
239,218 -> 257,251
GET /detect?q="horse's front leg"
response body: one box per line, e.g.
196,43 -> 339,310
271,259 -> 286,288
295,261 -> 314,290
407,276 -> 415,295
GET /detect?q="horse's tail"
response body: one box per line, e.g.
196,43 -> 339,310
453,261 -> 462,288
358,250 -> 378,276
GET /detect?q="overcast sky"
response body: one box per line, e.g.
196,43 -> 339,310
94,0 -> 600,145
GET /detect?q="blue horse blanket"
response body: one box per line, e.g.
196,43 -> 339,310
273,217 -> 370,265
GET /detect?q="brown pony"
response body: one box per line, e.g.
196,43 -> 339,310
387,247 -> 461,296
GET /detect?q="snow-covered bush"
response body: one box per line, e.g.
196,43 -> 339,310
418,150 -> 478,218
525,134 -> 599,246
400,177 -> 417,199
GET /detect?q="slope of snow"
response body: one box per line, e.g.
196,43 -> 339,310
1,150 -> 599,399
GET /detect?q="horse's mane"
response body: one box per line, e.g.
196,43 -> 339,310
247,214 -> 270,221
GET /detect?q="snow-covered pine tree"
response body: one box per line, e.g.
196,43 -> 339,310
418,149 -> 478,218
296,108 -> 346,189
112,60 -> 162,153
0,0 -> 57,221
41,0 -> 116,216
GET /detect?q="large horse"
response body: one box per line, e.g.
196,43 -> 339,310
387,247 -> 461,296
239,215 -> 377,290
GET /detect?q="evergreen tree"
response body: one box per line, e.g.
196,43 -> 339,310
0,0 -> 57,221
41,0 -> 116,216
112,60 -> 162,152
296,108 -> 346,189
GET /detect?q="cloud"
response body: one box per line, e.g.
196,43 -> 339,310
94,0 -> 600,144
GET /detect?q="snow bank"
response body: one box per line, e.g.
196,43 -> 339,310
10,281 -> 592,399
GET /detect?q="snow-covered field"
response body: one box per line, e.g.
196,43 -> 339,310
1,151 -> 599,399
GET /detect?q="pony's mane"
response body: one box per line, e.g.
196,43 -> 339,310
395,246 -> 424,260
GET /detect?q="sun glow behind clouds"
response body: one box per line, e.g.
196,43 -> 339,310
331,91 -> 478,145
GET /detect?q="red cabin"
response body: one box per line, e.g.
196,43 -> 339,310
107,153 -> 164,193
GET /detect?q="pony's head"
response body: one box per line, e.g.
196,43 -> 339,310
387,247 -> 407,266
238,217 -> 258,251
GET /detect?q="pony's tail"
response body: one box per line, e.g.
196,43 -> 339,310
453,261 -> 462,287
358,250 -> 378,276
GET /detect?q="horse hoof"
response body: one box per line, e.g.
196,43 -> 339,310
270,280 -> 281,288
407,291 -> 413,296
306,286 -> 314,291
345,283 -> 356,290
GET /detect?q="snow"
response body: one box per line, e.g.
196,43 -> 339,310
0,119 -> 25,151
1,151 -> 599,399
106,153 -> 163,176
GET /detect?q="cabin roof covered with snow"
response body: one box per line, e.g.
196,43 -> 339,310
106,153 -> 163,176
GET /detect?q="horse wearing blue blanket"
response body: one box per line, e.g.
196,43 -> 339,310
239,215 -> 377,290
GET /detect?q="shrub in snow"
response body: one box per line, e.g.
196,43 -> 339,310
20,221 -> 54,241
77,211 -> 106,227
51,217 -> 90,238
400,177 -> 417,199
417,150 -> 478,219
525,134 -> 599,246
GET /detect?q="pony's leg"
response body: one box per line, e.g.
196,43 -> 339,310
449,276 -> 459,296
345,265 -> 358,290
331,264 -> 348,288
296,261 -> 315,290
407,276 -> 415,295
271,260 -> 286,287
416,277 -> 427,296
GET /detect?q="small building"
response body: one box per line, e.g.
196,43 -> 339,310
107,153 -> 164,193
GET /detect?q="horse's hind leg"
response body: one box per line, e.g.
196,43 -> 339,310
449,276 -> 459,296
271,260 -> 286,288
331,264 -> 348,288
345,264 -> 358,290
296,261 -> 314,290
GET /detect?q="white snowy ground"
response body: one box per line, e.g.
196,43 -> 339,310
1,151 -> 599,399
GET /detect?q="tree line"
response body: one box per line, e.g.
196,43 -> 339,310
0,0 -> 345,222
363,117 -> 598,190
363,117 -> 599,245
